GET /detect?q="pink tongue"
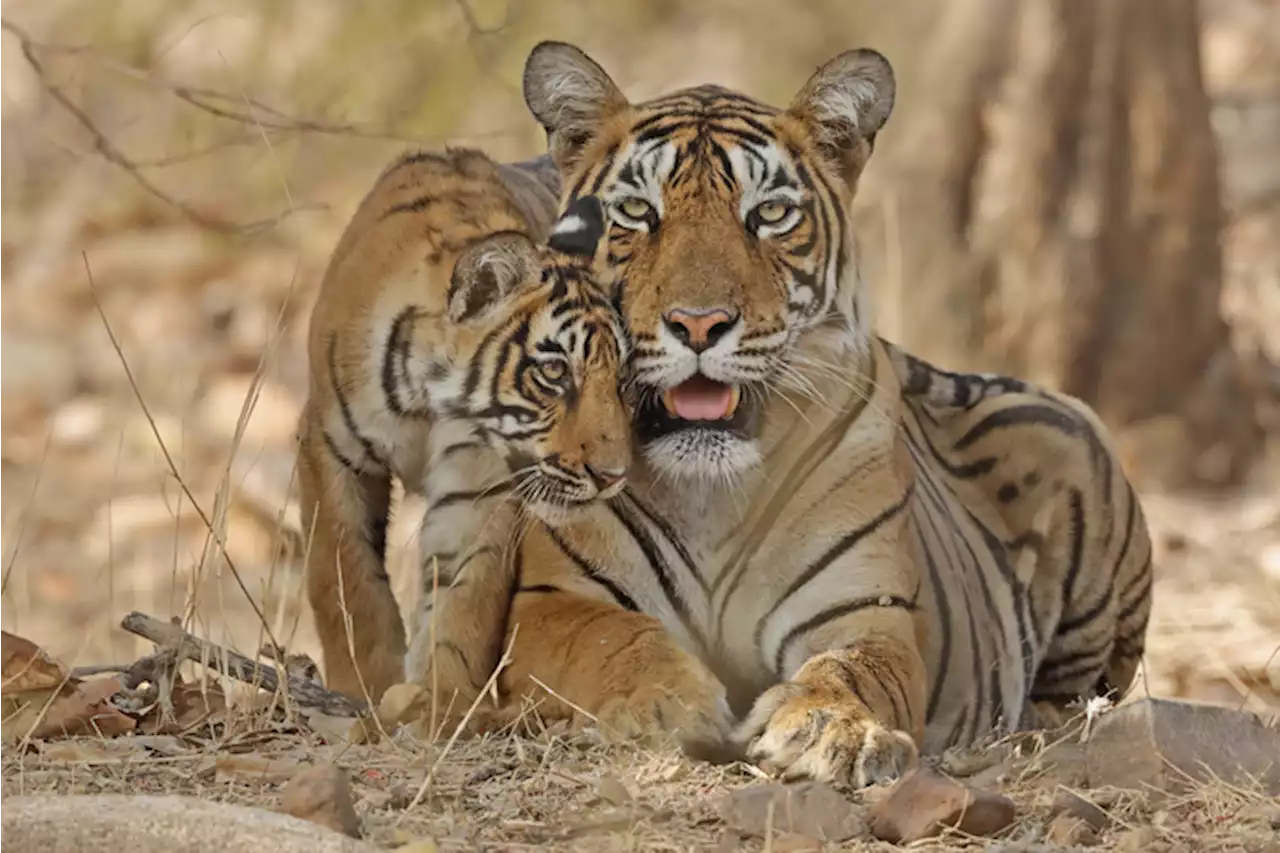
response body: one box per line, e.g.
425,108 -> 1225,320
671,378 -> 732,421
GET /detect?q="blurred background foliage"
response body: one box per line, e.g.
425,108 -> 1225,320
2,0 -> 1278,709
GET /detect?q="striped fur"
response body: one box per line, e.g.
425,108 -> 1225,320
296,146 -> 632,710
428,43 -> 1153,784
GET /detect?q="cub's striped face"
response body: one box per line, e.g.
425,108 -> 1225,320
439,198 -> 633,526
523,43 -> 895,482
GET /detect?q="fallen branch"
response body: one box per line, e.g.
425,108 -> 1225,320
119,611 -> 365,717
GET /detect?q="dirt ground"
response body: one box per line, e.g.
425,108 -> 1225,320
3,1 -> 1279,850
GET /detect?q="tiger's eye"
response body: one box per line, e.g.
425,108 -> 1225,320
618,198 -> 653,220
538,359 -> 567,382
755,201 -> 791,223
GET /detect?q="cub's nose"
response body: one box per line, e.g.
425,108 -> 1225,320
663,307 -> 740,353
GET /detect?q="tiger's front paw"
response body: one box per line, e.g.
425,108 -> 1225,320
736,682 -> 918,788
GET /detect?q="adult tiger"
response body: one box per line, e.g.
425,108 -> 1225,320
296,145 -> 635,711
416,43 -> 1155,786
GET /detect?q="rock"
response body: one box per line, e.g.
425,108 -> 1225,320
0,794 -> 377,852
279,764 -> 361,838
1046,814 -> 1099,847
717,782 -> 867,842
1083,697 -> 1280,794
869,767 -> 1016,843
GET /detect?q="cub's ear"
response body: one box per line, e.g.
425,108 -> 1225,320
547,196 -> 607,259
787,48 -> 895,180
523,41 -> 630,173
448,231 -> 540,323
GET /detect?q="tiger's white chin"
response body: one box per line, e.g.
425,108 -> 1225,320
643,430 -> 763,483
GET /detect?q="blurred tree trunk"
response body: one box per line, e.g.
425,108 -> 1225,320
872,0 -> 1263,490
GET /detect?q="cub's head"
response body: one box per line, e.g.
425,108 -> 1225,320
436,197 -> 633,526
523,42 -> 895,482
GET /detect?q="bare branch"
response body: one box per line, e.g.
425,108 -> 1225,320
119,610 -> 365,717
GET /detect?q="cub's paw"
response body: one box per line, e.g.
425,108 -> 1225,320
593,678 -> 737,762
736,682 -> 918,787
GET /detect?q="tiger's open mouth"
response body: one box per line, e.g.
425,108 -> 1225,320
661,375 -> 742,421
637,373 -> 759,442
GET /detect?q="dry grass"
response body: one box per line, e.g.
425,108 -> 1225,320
3,1 -> 1280,850
4,710 -> 1279,851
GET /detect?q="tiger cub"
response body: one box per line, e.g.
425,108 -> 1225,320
296,147 -> 632,712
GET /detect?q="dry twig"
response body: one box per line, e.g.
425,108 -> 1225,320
119,610 -> 364,717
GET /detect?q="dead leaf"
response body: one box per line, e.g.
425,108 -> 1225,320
215,753 -> 305,787
2,631 -> 74,696
138,679 -> 227,734
5,677 -> 135,742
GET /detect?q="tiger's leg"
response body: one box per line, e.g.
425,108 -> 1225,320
736,601 -> 927,787
496,588 -> 735,759
297,406 -> 406,704
404,428 -> 524,737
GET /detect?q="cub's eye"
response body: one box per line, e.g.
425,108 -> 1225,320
537,358 -> 568,383
754,200 -> 792,224
616,197 -> 653,222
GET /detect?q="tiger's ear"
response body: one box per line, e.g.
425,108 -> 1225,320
547,196 -> 607,259
448,232 -> 540,324
787,48 -> 895,180
523,42 -> 630,173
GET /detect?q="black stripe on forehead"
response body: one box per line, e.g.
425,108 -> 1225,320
641,83 -> 780,115
566,141 -> 620,204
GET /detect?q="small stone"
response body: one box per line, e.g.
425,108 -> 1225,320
1084,697 -> 1280,794
279,764 -> 361,838
1046,814 -> 1098,847
717,782 -> 866,842
1050,787 -> 1112,830
869,767 -> 1016,843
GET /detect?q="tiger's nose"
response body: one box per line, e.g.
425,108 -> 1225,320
663,307 -> 740,353
584,463 -> 627,490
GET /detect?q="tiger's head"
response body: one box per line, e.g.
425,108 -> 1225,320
428,196 -> 633,525
522,43 -> 894,482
